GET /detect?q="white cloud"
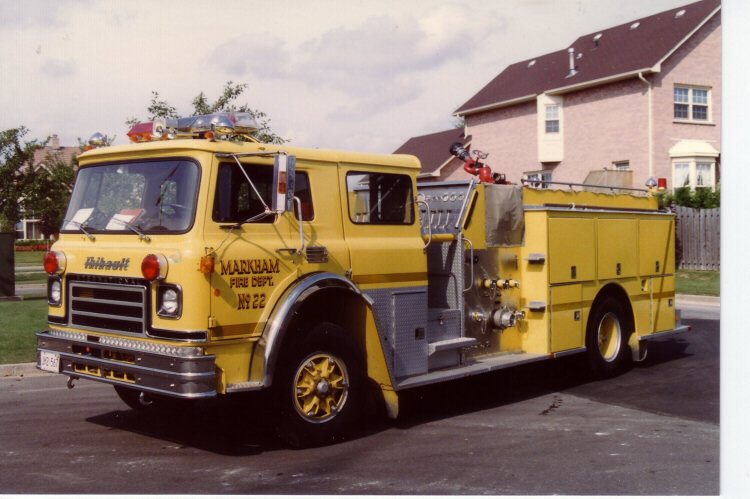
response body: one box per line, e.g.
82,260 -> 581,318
40,58 -> 77,78
0,0 -> 703,154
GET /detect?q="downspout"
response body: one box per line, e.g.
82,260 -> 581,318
638,72 -> 653,178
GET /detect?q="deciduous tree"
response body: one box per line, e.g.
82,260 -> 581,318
24,151 -> 76,239
0,127 -> 41,232
126,81 -> 286,144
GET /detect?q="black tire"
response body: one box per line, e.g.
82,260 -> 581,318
274,322 -> 365,448
585,297 -> 631,378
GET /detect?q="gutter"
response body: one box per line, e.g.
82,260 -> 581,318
638,72 -> 654,178
456,67 -> 658,117
454,94 -> 537,117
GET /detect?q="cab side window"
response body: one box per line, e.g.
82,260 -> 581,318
346,171 -> 414,225
213,163 -> 314,223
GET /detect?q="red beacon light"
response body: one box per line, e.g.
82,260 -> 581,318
141,254 -> 168,281
43,251 -> 66,274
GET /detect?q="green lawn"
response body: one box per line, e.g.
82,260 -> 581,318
14,250 -> 45,267
0,294 -> 47,364
13,251 -> 46,284
675,270 -> 719,297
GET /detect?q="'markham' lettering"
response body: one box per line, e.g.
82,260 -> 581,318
220,258 -> 280,276
84,256 -> 130,271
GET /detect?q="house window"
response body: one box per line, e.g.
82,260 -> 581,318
524,170 -> 552,189
613,161 -> 630,170
674,85 -> 710,122
545,105 -> 559,133
671,159 -> 716,190
695,162 -> 712,187
673,162 -> 690,188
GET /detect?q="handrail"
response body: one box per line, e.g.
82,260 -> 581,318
415,199 -> 432,253
521,178 -> 648,193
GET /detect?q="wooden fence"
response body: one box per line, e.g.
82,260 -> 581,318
674,206 -> 720,271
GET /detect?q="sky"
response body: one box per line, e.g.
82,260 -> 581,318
0,0 -> 707,154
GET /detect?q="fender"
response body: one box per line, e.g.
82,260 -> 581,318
258,272 -> 377,387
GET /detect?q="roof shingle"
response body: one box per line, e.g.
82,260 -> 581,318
393,128 -> 470,175
455,0 -> 720,115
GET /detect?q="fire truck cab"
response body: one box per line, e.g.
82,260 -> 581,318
37,112 -> 689,446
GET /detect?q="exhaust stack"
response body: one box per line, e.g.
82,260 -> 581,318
566,48 -> 578,78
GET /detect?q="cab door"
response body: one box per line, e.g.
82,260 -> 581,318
204,155 -> 348,330
339,165 -> 429,377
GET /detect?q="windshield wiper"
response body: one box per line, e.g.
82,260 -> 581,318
155,165 -> 179,207
63,219 -> 96,241
119,221 -> 151,242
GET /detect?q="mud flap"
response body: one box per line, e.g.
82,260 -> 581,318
628,333 -> 648,362
382,388 -> 399,419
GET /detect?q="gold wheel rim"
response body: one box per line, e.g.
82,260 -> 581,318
293,353 -> 349,423
597,312 -> 621,362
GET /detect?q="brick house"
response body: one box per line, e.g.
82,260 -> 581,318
397,0 -> 721,191
16,134 -> 78,240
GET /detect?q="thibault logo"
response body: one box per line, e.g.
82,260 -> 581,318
84,256 -> 130,271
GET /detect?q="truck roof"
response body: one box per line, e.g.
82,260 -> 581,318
78,139 -> 422,170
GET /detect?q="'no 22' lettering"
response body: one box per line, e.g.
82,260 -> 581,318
238,293 -> 266,310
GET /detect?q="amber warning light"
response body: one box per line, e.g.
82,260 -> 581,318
200,255 -> 215,274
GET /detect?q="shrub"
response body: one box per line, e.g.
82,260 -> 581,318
656,187 -> 720,209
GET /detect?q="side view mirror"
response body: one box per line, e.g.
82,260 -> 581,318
272,154 -> 296,213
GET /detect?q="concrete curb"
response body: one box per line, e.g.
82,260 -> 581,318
676,294 -> 720,307
0,362 -> 47,378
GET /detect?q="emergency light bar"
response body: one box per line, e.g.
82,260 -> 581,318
126,111 -> 260,142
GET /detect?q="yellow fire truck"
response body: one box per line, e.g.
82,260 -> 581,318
36,112 -> 689,446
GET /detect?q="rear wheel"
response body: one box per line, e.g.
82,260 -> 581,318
274,322 -> 365,447
586,297 -> 631,378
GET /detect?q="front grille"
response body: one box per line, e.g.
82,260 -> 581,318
69,281 -> 147,336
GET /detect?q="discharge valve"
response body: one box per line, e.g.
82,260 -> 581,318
492,308 -> 526,329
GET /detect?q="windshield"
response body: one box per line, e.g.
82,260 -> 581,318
62,159 -> 200,234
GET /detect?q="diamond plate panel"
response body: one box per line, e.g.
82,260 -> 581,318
365,286 -> 428,378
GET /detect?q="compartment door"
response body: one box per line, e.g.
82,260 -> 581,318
597,218 -> 637,280
550,284 -> 584,352
548,218 -> 595,284
639,219 -> 675,276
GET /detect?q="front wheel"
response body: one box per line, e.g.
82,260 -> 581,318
585,297 -> 631,378
274,322 -> 365,447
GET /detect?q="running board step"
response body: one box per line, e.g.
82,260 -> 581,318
394,351 -> 549,390
428,337 -> 478,356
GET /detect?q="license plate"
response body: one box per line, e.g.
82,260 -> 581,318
39,351 -> 60,373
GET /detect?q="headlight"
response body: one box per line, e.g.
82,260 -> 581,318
157,284 -> 182,318
48,276 -> 62,306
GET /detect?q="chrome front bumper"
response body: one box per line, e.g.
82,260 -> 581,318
36,331 -> 216,398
